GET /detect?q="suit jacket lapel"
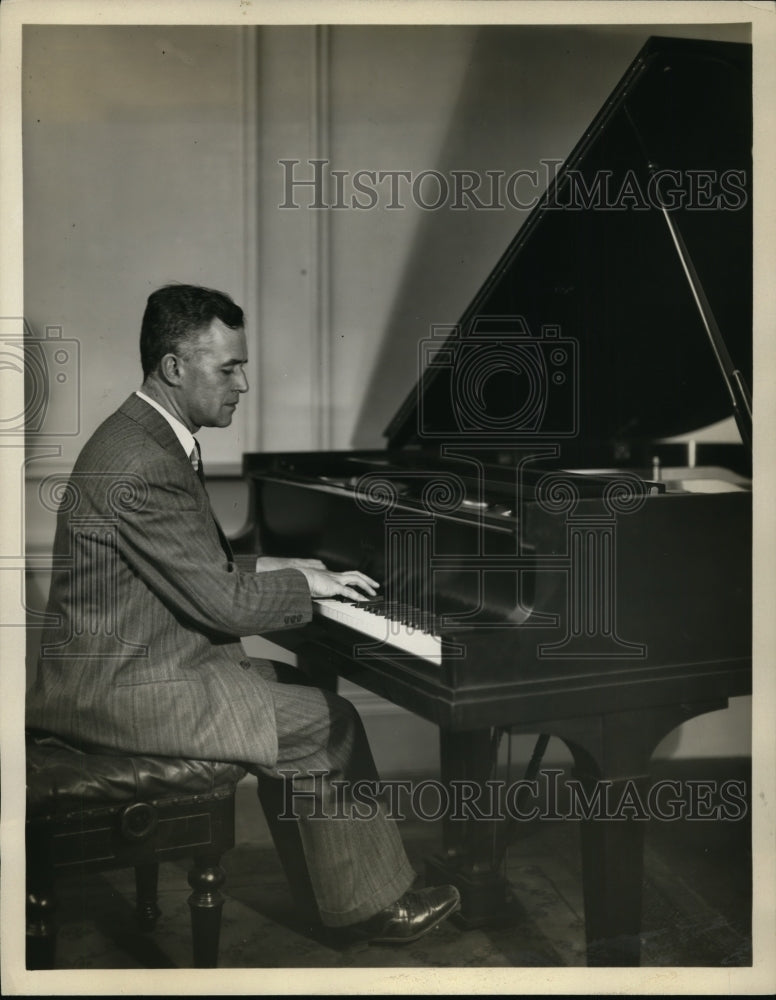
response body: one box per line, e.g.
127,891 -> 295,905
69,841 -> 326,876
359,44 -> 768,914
119,393 -> 191,464
118,394 -> 233,560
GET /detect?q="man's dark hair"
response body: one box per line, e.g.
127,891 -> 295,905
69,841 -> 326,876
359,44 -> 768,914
140,284 -> 244,378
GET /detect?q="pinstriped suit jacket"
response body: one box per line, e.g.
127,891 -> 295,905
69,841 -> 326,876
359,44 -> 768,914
26,393 -> 312,766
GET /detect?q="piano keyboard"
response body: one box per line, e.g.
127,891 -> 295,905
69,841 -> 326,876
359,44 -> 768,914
313,598 -> 444,665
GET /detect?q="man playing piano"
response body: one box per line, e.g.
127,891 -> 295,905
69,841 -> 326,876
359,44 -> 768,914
26,282 -> 460,945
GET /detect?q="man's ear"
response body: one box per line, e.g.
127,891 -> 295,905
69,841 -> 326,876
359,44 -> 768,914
159,353 -> 183,385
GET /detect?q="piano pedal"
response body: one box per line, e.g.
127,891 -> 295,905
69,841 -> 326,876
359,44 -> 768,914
424,855 -> 518,929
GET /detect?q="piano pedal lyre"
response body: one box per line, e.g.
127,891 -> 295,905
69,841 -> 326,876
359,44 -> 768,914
425,731 -> 552,929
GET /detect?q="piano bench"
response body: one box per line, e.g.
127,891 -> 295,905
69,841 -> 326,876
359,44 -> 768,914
25,733 -> 246,970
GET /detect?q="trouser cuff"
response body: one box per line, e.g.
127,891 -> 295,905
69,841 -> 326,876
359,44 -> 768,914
317,862 -> 416,928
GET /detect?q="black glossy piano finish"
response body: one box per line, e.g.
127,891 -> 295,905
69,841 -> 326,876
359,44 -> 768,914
238,37 -> 752,966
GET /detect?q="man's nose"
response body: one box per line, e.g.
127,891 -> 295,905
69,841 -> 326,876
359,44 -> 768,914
235,369 -> 249,392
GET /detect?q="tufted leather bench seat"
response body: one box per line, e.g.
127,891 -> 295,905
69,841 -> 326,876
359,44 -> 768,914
26,732 -> 246,969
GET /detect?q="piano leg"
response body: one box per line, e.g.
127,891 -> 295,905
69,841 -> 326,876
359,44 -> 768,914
426,700 -> 727,961
425,728 -> 514,928
554,698 -> 728,966
573,772 -> 650,966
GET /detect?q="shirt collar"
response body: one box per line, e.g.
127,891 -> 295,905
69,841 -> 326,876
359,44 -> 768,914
135,390 -> 197,462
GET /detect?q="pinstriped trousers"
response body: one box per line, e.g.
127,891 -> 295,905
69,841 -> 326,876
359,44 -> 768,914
245,660 -> 416,927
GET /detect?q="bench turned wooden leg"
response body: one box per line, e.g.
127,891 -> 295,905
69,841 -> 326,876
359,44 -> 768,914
26,824 -> 57,970
135,862 -> 162,931
26,886 -> 57,970
187,854 -> 226,968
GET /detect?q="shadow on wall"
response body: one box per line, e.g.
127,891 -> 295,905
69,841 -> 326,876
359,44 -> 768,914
349,26 -> 660,448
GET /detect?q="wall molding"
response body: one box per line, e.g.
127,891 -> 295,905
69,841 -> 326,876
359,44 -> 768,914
311,24 -> 332,451
240,26 -> 261,453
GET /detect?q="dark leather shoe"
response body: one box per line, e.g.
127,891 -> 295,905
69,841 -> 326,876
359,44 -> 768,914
356,885 -> 461,944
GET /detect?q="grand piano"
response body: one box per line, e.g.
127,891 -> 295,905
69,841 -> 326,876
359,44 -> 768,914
237,37 -> 752,965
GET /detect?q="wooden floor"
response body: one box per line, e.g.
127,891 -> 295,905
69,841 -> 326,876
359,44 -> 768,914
32,757 -> 752,983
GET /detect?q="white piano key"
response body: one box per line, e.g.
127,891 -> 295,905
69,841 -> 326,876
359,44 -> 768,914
313,599 -> 443,665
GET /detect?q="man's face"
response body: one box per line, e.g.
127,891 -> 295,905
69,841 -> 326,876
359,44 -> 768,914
177,318 -> 249,430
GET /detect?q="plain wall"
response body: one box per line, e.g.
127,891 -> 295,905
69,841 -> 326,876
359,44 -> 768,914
22,22 -> 752,768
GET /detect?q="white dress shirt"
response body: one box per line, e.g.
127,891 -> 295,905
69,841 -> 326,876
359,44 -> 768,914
135,390 -> 198,466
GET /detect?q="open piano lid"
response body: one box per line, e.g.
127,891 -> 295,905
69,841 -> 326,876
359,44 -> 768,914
385,36 -> 752,464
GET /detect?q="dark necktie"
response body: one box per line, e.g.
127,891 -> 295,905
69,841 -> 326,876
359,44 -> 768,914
192,440 -> 205,483
192,439 -> 233,560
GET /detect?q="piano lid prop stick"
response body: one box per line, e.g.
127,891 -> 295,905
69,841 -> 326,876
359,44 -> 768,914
623,105 -> 753,455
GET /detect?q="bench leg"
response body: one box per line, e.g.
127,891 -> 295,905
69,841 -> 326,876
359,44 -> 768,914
27,825 -> 57,970
26,885 -> 57,970
187,854 -> 226,968
135,862 -> 162,931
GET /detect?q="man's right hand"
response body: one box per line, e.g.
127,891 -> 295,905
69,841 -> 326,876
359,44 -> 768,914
299,567 -> 380,602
